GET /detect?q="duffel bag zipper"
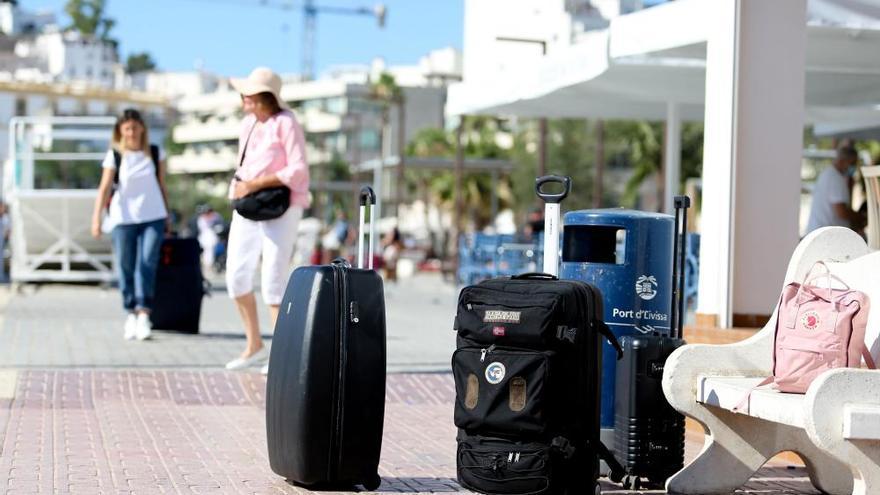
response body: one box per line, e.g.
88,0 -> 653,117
490,451 -> 523,472
470,345 -> 555,363
465,300 -> 556,312
480,344 -> 496,362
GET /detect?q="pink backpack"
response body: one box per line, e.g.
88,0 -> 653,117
736,262 -> 875,411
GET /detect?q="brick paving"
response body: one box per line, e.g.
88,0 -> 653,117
0,278 -> 823,494
0,370 -> 820,495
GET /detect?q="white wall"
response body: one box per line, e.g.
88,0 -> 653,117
697,0 -> 807,327
462,0 -> 572,85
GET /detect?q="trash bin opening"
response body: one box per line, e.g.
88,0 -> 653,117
562,225 -> 626,264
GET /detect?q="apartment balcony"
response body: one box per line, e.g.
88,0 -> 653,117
168,144 -> 336,175
167,147 -> 238,174
173,118 -> 240,144
301,110 -> 344,134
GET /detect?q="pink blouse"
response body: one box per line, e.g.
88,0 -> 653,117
230,111 -> 310,209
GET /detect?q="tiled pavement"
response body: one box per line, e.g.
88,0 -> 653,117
0,371 -> 820,495
0,277 -> 456,372
0,278 -> 823,494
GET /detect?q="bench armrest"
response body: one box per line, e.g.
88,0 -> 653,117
805,368 -> 880,448
663,325 -> 773,414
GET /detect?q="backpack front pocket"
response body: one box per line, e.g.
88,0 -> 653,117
453,347 -> 554,435
775,332 -> 844,393
456,288 -> 561,347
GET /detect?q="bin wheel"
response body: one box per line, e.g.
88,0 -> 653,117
622,475 -> 641,490
362,474 -> 382,491
608,470 -> 623,483
594,482 -> 602,495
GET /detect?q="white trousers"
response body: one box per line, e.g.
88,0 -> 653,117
225,206 -> 302,305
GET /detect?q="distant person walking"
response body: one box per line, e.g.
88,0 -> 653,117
0,201 -> 9,283
196,204 -> 222,271
90,108 -> 169,341
806,145 -> 867,234
224,67 -> 310,374
382,227 -> 403,282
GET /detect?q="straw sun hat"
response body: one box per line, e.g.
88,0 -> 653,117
230,67 -> 290,110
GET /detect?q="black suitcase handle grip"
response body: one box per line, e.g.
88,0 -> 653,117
359,186 -> 376,206
535,175 -> 571,204
511,272 -> 559,281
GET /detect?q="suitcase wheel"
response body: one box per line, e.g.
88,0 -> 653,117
362,474 -> 381,491
607,469 -> 623,483
622,475 -> 641,490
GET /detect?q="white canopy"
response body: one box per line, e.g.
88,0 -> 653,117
447,0 -> 880,130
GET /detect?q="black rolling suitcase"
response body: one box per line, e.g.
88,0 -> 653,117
266,187 -> 385,491
150,237 -> 206,333
453,176 -> 622,495
612,196 -> 690,490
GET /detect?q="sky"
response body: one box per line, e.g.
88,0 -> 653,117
25,0 -> 464,78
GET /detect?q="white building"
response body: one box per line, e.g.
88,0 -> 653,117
130,70 -> 221,100
0,0 -> 54,36
13,28 -> 118,88
461,0 -> 651,89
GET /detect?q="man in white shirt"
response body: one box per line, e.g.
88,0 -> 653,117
806,146 -> 866,234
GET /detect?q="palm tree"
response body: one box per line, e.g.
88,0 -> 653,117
369,73 -> 405,216
406,118 -> 512,231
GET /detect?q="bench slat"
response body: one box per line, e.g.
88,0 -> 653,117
697,375 -> 805,428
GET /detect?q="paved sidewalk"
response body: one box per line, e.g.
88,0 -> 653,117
0,275 -> 457,372
0,370 -> 819,495
0,276 -> 823,494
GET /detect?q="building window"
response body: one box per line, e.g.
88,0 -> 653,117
325,97 -> 346,115
14,97 -> 26,116
359,129 -> 381,151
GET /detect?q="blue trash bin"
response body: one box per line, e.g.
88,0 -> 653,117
560,209 -> 674,444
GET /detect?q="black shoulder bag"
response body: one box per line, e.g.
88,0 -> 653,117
231,123 -> 291,221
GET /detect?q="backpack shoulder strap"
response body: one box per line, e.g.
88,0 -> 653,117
112,149 -> 121,185
150,144 -> 160,179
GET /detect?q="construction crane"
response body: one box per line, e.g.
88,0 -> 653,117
301,0 -> 386,80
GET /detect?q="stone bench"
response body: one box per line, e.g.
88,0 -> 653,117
662,227 -> 880,495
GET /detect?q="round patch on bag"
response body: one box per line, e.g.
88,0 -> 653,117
802,310 -> 820,331
485,362 -> 506,385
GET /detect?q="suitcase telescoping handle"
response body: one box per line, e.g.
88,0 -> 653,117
670,195 -> 691,339
535,175 -> 571,277
357,186 -> 377,270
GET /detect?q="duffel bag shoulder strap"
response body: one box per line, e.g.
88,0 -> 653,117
574,281 -> 623,359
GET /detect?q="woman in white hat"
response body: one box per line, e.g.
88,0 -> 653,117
224,67 -> 310,373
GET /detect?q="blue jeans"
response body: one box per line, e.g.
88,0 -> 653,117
112,218 -> 165,312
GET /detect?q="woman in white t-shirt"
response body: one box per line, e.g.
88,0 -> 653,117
90,109 -> 169,341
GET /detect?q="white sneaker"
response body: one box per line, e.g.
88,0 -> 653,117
124,313 -> 137,340
260,362 -> 270,375
225,347 -> 267,370
135,313 -> 152,341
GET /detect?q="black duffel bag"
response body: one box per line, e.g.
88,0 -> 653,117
231,121 -> 291,222
232,184 -> 290,221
